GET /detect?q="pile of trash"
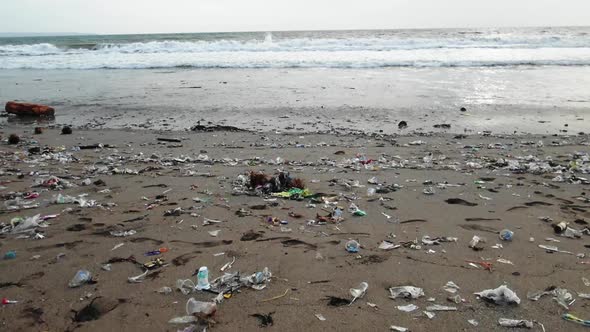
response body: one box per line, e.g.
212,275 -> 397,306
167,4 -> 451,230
170,266 -> 272,325
233,170 -> 312,198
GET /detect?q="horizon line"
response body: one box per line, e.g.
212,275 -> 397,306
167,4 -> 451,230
2,24 -> 589,37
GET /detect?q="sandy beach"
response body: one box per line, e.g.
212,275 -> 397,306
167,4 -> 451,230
1,123 -> 589,331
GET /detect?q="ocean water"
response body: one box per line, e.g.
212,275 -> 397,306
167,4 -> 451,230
1,27 -> 590,69
1,27 -> 589,134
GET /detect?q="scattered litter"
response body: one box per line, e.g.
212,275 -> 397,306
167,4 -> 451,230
185,298 -> 217,316
68,270 -> 92,288
220,256 -> 236,272
110,230 -> 137,237
563,313 -> 590,327
195,266 -> 211,290
397,304 -> 419,312
350,282 -> 368,304
475,285 -> 520,305
498,318 -> 533,328
443,281 -> 460,293
315,313 -> 326,321
425,304 -> 457,311
345,240 -> 360,253
389,286 -> 424,299
496,258 -> 514,265
111,243 -> 125,251
128,269 -> 149,283
379,240 -> 400,250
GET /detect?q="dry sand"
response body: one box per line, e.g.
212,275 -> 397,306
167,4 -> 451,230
1,125 -> 589,331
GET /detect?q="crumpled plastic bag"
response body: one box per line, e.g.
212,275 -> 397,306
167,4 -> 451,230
1,214 -> 42,234
527,287 -> 572,309
389,286 -> 424,299
475,285 -> 520,305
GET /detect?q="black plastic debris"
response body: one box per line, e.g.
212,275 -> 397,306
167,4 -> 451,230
251,312 -> 274,327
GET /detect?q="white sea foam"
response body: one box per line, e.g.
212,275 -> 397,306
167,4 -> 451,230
2,34 -> 590,69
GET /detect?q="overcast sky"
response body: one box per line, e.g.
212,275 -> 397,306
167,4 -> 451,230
1,0 -> 588,34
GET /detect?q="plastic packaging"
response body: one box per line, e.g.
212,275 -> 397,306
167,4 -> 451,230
345,240 -> 360,253
425,304 -> 457,311
553,221 -> 568,233
157,286 -> 172,294
4,251 -> 16,260
499,229 -> 514,241
389,286 -> 425,299
348,203 -> 366,216
397,304 -> 419,312
252,268 -> 269,284
2,214 -> 42,234
196,266 -> 211,290
176,279 -> 196,295
168,316 -> 197,324
475,285 -> 520,305
185,298 -> 217,316
498,318 -> 533,328
1,298 -> 18,305
68,270 -> 92,288
349,282 -> 368,303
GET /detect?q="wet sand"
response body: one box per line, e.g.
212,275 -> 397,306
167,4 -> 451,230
1,125 -> 589,331
1,67 -> 589,134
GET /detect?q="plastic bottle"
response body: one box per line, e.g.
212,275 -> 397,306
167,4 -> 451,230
185,298 -> 217,316
345,240 -> 360,253
195,266 -> 210,290
499,229 -> 514,241
252,267 -> 271,284
68,270 -> 91,288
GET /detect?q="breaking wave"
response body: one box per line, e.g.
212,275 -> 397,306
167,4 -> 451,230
2,32 -> 590,69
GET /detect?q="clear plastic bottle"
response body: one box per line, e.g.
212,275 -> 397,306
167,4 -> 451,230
196,266 -> 210,290
68,269 -> 91,288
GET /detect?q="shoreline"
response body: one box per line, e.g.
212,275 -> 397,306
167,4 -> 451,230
1,66 -> 589,135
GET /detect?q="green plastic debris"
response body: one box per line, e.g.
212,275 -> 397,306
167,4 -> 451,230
272,188 -> 313,199
353,210 -> 367,216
